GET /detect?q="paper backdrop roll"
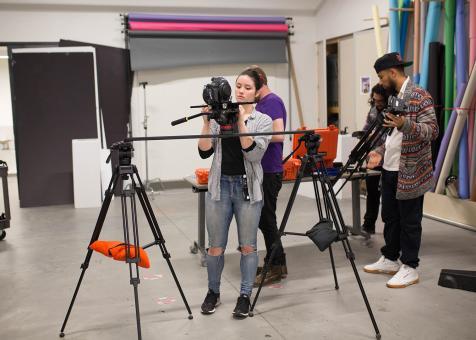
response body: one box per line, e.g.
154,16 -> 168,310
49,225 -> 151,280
420,1 -> 442,90
444,0 -> 456,128
128,21 -> 289,32
456,0 -> 469,198
435,64 -> 476,194
413,0 -> 421,82
469,0 -> 476,200
400,0 -> 411,57
389,0 -> 401,54
433,84 -> 467,186
372,5 -> 384,57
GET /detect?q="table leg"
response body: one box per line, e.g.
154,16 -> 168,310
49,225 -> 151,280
190,191 -> 207,266
351,179 -> 362,235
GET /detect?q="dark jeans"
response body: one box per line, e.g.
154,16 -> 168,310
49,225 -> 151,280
380,169 -> 424,268
363,166 -> 382,228
258,172 -> 285,266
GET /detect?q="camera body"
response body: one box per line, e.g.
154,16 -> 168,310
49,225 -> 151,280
380,95 -> 407,134
202,77 -> 240,128
385,95 -> 406,116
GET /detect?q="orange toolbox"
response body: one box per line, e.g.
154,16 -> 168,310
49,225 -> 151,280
291,125 -> 339,168
195,168 -> 210,184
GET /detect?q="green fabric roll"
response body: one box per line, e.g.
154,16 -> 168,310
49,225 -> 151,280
398,0 -> 404,22
444,0 -> 456,129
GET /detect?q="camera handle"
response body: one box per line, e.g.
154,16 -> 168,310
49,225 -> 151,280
171,112 -> 209,126
171,101 -> 256,126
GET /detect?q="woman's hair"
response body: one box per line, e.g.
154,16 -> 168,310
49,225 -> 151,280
368,83 -> 390,105
237,67 -> 265,91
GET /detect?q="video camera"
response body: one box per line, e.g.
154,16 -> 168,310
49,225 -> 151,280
380,95 -> 407,134
170,77 -> 254,129
384,95 -> 406,116
202,77 -> 239,127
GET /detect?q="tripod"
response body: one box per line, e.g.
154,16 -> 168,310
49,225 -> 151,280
251,131 -> 381,339
59,142 -> 193,340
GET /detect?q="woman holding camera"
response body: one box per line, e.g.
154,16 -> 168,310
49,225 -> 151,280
361,83 -> 390,235
198,70 -> 272,318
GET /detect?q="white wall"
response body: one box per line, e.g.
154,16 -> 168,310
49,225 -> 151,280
315,0 -> 390,133
130,64 -> 291,180
0,58 -> 13,127
315,0 -> 389,42
0,2 -> 320,181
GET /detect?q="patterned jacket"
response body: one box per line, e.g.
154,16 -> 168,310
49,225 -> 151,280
374,80 -> 439,200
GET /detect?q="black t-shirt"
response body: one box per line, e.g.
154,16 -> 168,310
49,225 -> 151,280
197,121 -> 257,176
221,136 -> 246,175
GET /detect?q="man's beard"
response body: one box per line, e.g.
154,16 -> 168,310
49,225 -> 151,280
387,78 -> 398,95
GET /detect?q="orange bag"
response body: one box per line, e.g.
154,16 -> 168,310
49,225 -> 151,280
89,240 -> 151,268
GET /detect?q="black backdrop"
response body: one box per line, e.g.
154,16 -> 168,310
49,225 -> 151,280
59,40 -> 132,147
11,51 -> 98,207
11,42 -> 132,207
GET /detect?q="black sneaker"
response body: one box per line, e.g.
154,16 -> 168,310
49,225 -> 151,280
362,223 -> 375,235
201,289 -> 220,314
232,294 -> 250,319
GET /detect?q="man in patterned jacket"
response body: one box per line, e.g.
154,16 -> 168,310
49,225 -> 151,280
364,52 -> 439,288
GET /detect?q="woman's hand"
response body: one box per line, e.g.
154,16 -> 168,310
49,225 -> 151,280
237,104 -> 247,124
198,105 -> 213,151
201,106 -> 211,125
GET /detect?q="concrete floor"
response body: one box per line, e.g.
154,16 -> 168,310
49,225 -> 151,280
1,176 -> 475,340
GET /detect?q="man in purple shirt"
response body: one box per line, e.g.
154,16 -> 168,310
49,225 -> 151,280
246,66 -> 288,286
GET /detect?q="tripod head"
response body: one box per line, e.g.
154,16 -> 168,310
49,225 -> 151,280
299,130 -> 321,157
107,141 -> 134,166
283,130 -> 322,164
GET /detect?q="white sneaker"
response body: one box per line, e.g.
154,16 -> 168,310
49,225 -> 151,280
386,264 -> 419,288
363,256 -> 400,275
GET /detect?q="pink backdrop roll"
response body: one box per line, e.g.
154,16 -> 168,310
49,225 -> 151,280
129,21 -> 289,32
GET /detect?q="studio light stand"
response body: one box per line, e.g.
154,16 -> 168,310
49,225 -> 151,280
251,131 -> 381,340
140,81 -> 164,196
59,142 -> 193,340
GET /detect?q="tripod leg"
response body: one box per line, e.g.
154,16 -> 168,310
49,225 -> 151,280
122,190 -> 143,340
311,171 -> 339,290
250,156 -> 309,315
131,267 -> 142,340
318,161 -> 381,339
59,170 -> 120,337
132,171 -> 193,319
328,245 -> 339,290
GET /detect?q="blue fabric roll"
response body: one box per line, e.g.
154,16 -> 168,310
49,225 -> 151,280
456,0 -> 470,198
400,0 -> 411,57
389,0 -> 401,54
420,2 -> 442,89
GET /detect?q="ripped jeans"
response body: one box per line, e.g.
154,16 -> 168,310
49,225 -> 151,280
205,175 -> 263,296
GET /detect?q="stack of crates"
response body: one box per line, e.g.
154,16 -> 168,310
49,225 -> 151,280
195,168 -> 210,184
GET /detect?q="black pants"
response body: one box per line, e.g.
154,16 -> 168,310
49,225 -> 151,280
380,170 -> 424,268
363,166 -> 382,228
258,172 -> 285,266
